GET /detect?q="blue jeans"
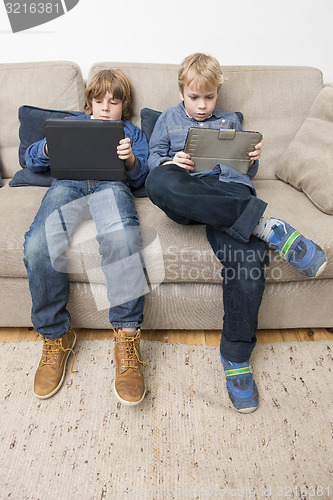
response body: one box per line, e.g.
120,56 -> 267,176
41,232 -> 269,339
146,165 -> 268,362
24,179 -> 145,339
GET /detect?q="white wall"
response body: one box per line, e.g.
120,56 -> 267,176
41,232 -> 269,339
1,0 -> 332,83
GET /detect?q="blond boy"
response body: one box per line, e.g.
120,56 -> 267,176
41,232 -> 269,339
146,53 -> 326,413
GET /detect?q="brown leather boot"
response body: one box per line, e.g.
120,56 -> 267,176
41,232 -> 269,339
113,329 -> 147,406
34,329 -> 77,399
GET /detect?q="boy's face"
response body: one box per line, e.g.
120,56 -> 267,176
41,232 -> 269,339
92,91 -> 123,120
181,81 -> 218,121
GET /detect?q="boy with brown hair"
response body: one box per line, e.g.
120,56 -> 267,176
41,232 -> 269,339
24,69 -> 148,405
146,53 -> 326,413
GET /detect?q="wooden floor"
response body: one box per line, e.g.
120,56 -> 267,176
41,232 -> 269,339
0,327 -> 332,345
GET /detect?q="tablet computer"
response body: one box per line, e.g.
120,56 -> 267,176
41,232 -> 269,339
45,118 -> 126,181
184,127 -> 262,175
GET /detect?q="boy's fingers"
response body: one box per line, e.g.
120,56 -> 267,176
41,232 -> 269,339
175,151 -> 190,159
174,152 -> 194,165
181,156 -> 194,164
117,143 -> 131,153
119,137 -> 130,144
249,140 -> 263,159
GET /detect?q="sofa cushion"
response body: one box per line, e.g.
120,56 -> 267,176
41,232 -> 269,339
1,179 -> 332,285
18,106 -> 83,168
9,105 -> 82,187
0,61 -> 85,179
140,108 -> 162,141
276,86 -> 333,214
9,167 -> 53,188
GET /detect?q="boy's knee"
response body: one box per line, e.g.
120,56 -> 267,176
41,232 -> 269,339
24,228 -> 47,262
146,164 -> 185,202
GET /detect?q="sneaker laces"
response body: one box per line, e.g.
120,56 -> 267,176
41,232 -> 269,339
41,337 -> 77,373
114,329 -> 147,369
293,240 -> 307,259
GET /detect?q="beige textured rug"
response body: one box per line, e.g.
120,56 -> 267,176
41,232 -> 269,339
0,339 -> 332,499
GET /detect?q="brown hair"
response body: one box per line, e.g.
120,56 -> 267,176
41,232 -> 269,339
84,69 -> 133,120
178,53 -> 225,94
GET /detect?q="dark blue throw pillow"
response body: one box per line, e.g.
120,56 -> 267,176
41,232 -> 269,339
140,108 -> 162,142
9,105 -> 82,187
140,107 -> 244,143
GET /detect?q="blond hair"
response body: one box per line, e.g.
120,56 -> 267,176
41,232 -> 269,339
84,69 -> 133,120
178,53 -> 225,94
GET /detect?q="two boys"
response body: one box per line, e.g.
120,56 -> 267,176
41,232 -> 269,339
25,55 -> 326,413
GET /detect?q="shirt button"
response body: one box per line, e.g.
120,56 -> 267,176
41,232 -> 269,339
222,119 -> 225,123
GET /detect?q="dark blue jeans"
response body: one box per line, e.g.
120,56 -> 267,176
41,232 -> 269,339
146,165 -> 268,362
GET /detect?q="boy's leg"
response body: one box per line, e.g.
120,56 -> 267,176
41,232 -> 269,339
147,165 -> 326,278
146,165 -> 267,243
207,226 -> 268,413
24,180 -> 88,336
206,228 -> 268,362
24,180 -> 87,398
89,181 -> 146,405
89,181 -> 145,328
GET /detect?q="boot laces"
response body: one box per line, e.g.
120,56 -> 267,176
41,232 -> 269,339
114,329 -> 147,369
41,336 -> 77,373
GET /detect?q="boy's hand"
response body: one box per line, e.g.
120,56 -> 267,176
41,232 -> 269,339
44,142 -> 48,156
117,138 -> 135,170
249,138 -> 264,165
163,151 -> 194,171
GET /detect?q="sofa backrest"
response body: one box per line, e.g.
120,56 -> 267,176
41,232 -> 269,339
0,61 -> 323,181
89,63 -> 323,180
0,61 -> 85,179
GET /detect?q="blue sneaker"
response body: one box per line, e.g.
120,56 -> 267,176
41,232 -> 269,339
220,354 -> 259,413
265,219 -> 326,278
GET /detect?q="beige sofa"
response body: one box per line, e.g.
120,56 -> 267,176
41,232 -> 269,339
0,61 -> 332,331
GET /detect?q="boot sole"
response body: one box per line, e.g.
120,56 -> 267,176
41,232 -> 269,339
236,405 -> 258,414
112,380 -> 146,406
312,259 -> 327,278
34,332 -> 77,399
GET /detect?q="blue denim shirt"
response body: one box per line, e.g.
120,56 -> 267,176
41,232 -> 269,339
148,102 -> 258,191
25,114 -> 149,189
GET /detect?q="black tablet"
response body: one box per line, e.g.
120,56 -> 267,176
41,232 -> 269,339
45,118 -> 125,181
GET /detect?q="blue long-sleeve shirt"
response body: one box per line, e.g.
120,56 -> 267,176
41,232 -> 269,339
25,114 -> 149,189
148,102 -> 259,191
